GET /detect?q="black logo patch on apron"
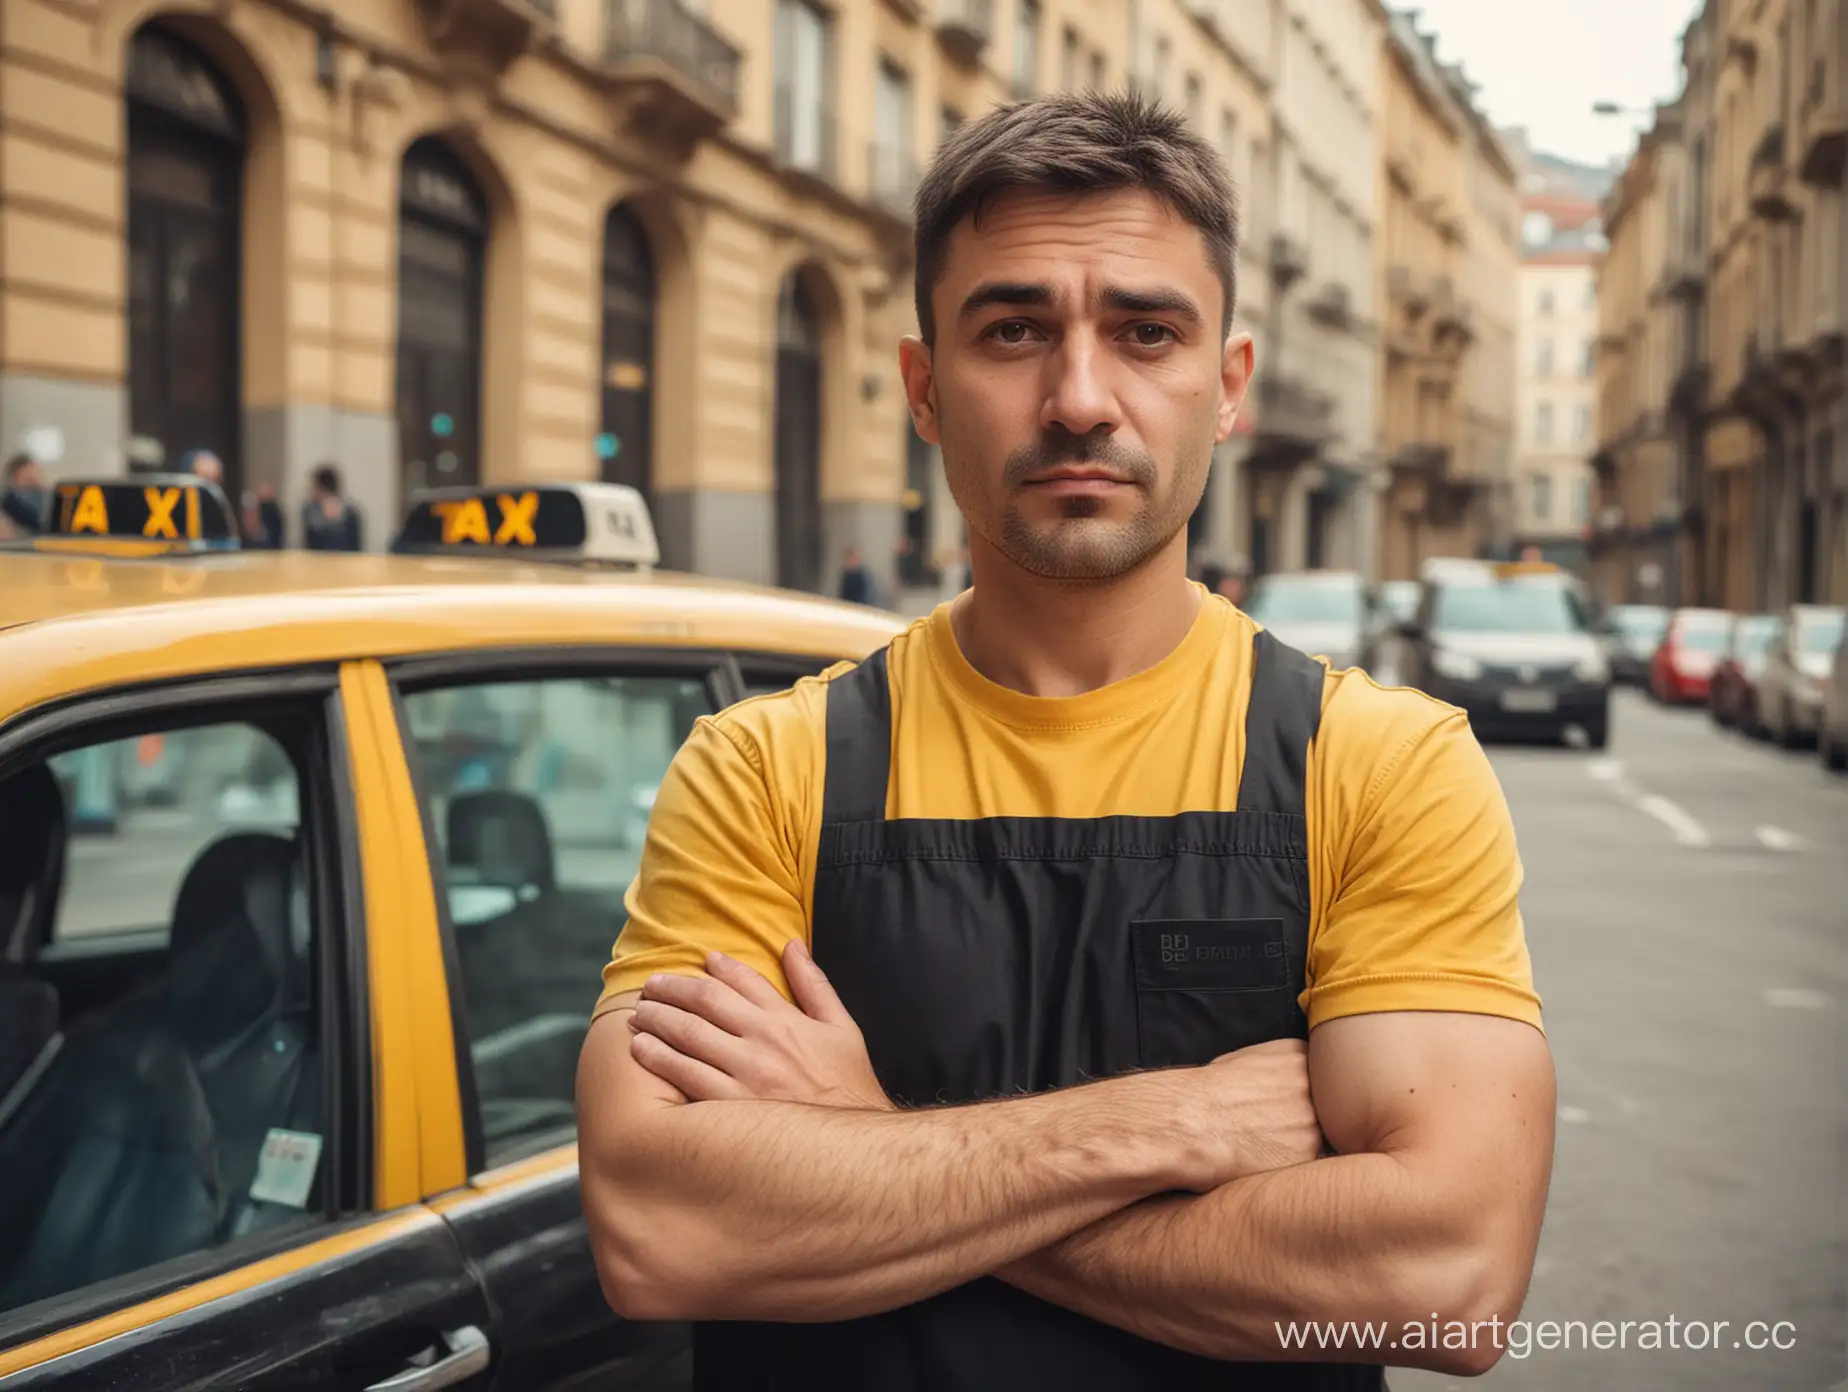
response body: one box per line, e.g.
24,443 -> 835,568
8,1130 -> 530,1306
1132,918 -> 1290,991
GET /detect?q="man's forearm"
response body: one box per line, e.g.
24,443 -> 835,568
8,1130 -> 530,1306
587,1071 -> 1202,1324
998,1152 -> 1513,1368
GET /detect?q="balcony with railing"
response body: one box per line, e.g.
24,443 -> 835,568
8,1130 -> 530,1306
1747,123 -> 1799,222
1269,232 -> 1308,291
936,0 -> 995,65
601,0 -> 742,138
1388,264 -> 1430,318
1799,52 -> 1846,188
1249,372 -> 1336,464
413,0 -> 553,74
1303,280 -> 1353,330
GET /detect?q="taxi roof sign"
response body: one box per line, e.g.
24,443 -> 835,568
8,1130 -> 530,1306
391,483 -> 659,569
46,475 -> 239,550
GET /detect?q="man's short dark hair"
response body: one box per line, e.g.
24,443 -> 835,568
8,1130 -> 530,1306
913,90 -> 1241,347
4,453 -> 34,485
312,464 -> 341,495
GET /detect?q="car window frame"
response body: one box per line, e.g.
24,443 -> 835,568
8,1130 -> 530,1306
0,667 -> 375,1354
383,645 -> 739,1181
725,648 -> 843,700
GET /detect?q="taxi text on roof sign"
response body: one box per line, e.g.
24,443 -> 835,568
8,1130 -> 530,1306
391,483 -> 659,569
46,475 -> 239,548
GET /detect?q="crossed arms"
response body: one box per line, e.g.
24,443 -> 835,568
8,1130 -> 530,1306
575,944 -> 1555,1377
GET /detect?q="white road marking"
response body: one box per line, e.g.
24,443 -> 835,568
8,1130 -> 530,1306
1764,988 -> 1831,1010
1557,1105 -> 1592,1125
1754,824 -> 1807,852
1587,758 -> 1625,783
1636,794 -> 1712,847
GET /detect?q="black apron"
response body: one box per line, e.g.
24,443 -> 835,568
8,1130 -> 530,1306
694,628 -> 1385,1391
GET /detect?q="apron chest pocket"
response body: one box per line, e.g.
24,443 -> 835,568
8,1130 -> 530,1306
1130,918 -> 1296,1069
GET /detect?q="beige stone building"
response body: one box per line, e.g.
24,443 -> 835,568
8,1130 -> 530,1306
0,0 -> 1153,597
1591,117 -> 1680,605
1511,196 -> 1601,565
1231,0 -> 1387,579
1371,10 -> 1518,579
1644,0 -> 1846,611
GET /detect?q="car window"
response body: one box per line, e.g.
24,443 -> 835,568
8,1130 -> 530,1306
1798,611 -> 1844,654
46,726 -> 300,942
1244,579 -> 1364,626
0,714 -> 333,1319
736,654 -> 838,701
1431,581 -> 1590,635
401,672 -> 716,1168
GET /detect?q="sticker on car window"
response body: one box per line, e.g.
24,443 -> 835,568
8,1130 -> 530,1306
249,1128 -> 323,1209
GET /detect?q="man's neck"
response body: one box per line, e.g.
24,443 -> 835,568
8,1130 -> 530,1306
950,543 -> 1203,698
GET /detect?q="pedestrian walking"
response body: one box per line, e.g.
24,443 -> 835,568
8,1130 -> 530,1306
578,90 -> 1552,1387
301,464 -> 363,552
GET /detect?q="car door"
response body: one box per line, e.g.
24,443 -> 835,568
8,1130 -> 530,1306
0,663 -> 492,1391
375,646 -> 746,1391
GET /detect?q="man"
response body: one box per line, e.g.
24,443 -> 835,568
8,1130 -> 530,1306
577,92 -> 1552,1387
180,449 -> 225,488
301,464 -> 362,552
0,453 -> 46,537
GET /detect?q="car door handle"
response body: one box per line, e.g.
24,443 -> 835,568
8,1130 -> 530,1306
364,1325 -> 491,1391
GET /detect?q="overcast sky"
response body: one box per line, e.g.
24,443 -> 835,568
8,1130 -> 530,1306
1400,0 -> 1704,167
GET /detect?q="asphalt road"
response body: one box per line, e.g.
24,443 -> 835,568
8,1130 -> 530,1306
1396,686 -> 1847,1392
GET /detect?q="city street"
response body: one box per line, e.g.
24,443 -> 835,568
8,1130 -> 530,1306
1399,688 -> 1847,1391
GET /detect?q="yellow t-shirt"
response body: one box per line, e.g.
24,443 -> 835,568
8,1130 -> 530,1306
595,588 -> 1541,1032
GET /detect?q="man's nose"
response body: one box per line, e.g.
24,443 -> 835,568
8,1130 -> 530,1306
1040,333 -> 1123,439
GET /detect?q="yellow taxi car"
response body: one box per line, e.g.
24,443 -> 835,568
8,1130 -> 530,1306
0,476 -> 903,1389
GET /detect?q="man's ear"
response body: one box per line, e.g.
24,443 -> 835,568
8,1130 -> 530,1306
899,337 -> 941,446
1217,332 -> 1255,443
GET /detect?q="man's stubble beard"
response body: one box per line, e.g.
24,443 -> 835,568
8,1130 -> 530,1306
941,406 -> 1213,584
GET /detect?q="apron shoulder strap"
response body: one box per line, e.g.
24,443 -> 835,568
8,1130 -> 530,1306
822,647 -> 893,824
1239,628 -> 1327,821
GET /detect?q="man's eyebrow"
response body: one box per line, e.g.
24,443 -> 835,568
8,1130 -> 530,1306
1104,287 -> 1204,324
958,281 -> 1054,318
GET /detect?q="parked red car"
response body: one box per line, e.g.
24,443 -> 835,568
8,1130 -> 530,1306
1650,607 -> 1732,704
1708,612 -> 1782,731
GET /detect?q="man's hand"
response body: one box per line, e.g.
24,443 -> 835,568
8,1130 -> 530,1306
631,940 -> 1324,1184
629,940 -> 895,1111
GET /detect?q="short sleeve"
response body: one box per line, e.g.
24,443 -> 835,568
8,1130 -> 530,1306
1304,705 -> 1543,1032
592,714 -> 808,1018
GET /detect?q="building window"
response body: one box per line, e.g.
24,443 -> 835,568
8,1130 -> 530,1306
774,270 -> 825,593
1152,34 -> 1170,95
1536,401 -> 1554,443
600,205 -> 656,512
774,0 -> 833,175
396,137 -> 489,499
1571,475 -> 1590,524
1061,24 -> 1081,91
125,23 -> 246,495
871,60 -> 913,211
1185,73 -> 1202,129
1536,338 -> 1555,377
1013,0 -> 1039,98
1531,472 -> 1553,521
1582,279 -> 1597,310
1572,405 -> 1591,445
1581,339 -> 1597,376
940,104 -> 963,146
1090,48 -> 1106,91
1537,288 -> 1555,315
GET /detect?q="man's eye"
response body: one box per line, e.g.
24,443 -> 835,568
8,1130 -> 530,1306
1130,323 -> 1177,346
989,321 -> 1034,344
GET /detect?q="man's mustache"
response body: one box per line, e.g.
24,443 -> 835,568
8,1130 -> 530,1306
1001,432 -> 1157,488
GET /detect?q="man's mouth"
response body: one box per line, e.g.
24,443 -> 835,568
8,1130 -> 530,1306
1023,467 -> 1133,488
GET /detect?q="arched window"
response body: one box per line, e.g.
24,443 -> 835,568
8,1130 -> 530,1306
600,206 -> 656,502
125,24 -> 245,493
395,138 -> 488,498
773,273 -> 824,592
